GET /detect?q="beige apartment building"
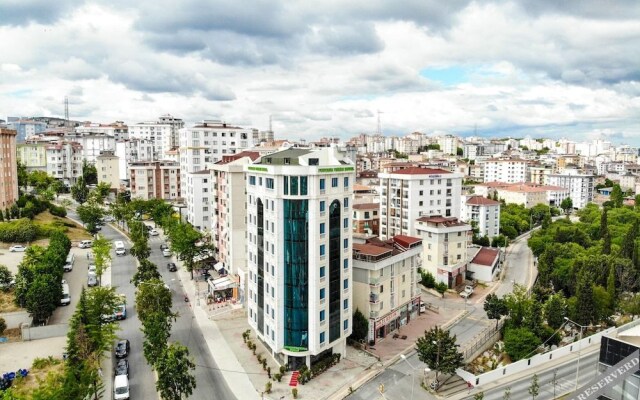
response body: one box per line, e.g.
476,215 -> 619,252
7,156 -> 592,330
0,129 -> 18,210
129,160 -> 180,201
95,151 -> 120,191
17,143 -> 47,172
496,184 -> 547,208
352,235 -> 422,345
415,216 -> 472,288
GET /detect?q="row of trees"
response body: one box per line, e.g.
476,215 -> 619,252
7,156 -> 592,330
13,231 -> 71,323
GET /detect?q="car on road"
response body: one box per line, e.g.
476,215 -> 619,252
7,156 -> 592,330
149,229 -> 159,236
115,339 -> 130,358
167,262 -> 177,272
114,304 -> 127,320
160,243 -> 168,251
87,272 -> 98,287
103,215 -> 115,222
88,264 -> 97,274
162,248 -> 172,257
79,240 -> 93,249
113,374 -> 130,400
9,245 -> 27,252
114,359 -> 129,378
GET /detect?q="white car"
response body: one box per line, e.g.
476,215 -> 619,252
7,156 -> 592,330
162,248 -> 171,257
149,229 -> 159,236
103,215 -> 115,222
88,264 -> 97,274
9,245 -> 27,252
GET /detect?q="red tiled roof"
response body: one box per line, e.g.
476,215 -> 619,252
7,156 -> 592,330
471,247 -> 500,266
392,167 -> 452,175
354,184 -> 372,191
466,196 -> 500,206
353,243 -> 393,257
393,235 -> 422,248
353,203 -> 379,210
217,151 -> 261,164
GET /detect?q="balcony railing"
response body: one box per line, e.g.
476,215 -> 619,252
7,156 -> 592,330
369,294 -> 380,304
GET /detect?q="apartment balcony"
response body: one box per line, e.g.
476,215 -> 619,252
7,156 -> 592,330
370,310 -> 380,319
369,277 -> 381,286
369,293 -> 380,304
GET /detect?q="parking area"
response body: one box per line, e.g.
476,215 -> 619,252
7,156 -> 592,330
49,246 -> 94,325
0,245 -> 28,276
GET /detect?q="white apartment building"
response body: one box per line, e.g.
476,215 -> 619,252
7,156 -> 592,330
352,235 -> 422,344
95,151 -> 120,191
185,170 -> 212,232
179,120 -> 256,199
482,159 -> 528,184
46,142 -> 83,184
115,139 -> 155,180
529,165 -> 553,185
65,133 -> 115,164
75,121 -> 128,140
129,122 -> 172,160
129,161 -> 181,201
461,196 -> 501,238
415,216 -> 472,288
245,147 -> 354,370
547,173 -> 595,209
210,151 -> 261,305
378,167 -> 463,240
157,114 -> 185,149
438,135 -> 458,155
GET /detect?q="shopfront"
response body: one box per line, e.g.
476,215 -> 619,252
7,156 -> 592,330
368,297 -> 421,345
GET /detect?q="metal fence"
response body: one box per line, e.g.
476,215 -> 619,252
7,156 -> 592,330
461,318 -> 505,362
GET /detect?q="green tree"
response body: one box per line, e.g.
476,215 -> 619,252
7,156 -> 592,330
611,184 -> 624,208
71,176 -> 90,204
503,284 -> 534,328
473,392 -> 485,400
456,147 -> 464,156
544,294 -> 566,329
136,279 -> 174,324
484,294 -> 508,329
491,235 -> 508,248
91,235 -> 112,286
607,264 -> 616,309
541,212 -> 551,229
621,220 -> 638,260
17,161 -> 29,192
560,197 -> 573,215
28,170 -> 55,193
528,374 -> 539,399
635,194 -> 640,211
503,327 -> 541,361
349,308 -> 369,343
82,160 -> 98,185
599,209 -> 608,239
621,294 -> 640,317
26,274 -> 60,324
415,326 -> 463,386
76,201 -> 104,234
574,272 -> 596,326
131,259 -> 162,287
602,229 -> 611,255
0,264 -> 12,291
155,343 -> 197,400
167,222 -> 211,279
142,311 -> 174,366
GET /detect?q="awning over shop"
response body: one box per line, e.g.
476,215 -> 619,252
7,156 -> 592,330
213,262 -> 224,272
208,276 -> 237,291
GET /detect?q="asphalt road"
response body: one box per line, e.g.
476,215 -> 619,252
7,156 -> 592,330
147,228 -> 236,400
49,246 -> 92,325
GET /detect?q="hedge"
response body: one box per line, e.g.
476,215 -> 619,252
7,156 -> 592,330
0,219 -> 38,243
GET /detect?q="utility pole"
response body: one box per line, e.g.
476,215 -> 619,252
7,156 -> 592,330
377,110 -> 383,135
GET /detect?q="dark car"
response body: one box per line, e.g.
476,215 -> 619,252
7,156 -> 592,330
160,243 -> 168,251
114,359 -> 129,377
167,262 -> 177,272
115,339 -> 130,358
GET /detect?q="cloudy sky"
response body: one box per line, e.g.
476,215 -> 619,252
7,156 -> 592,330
1,0 -> 639,143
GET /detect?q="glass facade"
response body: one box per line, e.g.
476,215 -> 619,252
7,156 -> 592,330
257,199 -> 265,334
329,200 -> 341,342
283,199 -> 309,350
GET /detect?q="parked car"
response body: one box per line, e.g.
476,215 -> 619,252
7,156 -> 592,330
114,303 -> 127,320
115,339 -> 130,358
79,240 -> 93,249
160,243 -> 168,251
114,359 -> 129,378
88,264 -> 97,274
9,245 -> 27,252
167,262 -> 177,272
113,374 -> 130,400
149,229 -> 159,236
103,215 -> 115,222
459,285 -> 474,299
162,248 -> 171,257
87,273 -> 98,287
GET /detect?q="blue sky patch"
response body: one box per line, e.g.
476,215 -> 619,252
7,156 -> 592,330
419,66 -> 469,86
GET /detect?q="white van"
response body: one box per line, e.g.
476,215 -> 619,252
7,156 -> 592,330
79,240 -> 93,249
114,241 -> 126,256
64,253 -> 75,272
60,283 -> 71,306
113,375 -> 130,400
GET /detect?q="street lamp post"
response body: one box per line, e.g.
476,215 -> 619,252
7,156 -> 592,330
564,317 -> 601,392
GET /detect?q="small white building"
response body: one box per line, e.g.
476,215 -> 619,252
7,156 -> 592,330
461,196 -> 501,238
467,247 -> 501,283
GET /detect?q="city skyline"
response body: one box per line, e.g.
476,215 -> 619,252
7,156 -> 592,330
1,1 -> 639,144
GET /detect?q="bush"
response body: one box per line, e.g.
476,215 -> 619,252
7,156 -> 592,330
435,282 -> 448,295
504,327 -> 542,361
0,219 -> 38,243
264,381 -> 272,394
274,373 -> 282,382
292,388 -> 298,398
421,271 -> 436,288
48,204 -> 67,218
0,317 -> 6,336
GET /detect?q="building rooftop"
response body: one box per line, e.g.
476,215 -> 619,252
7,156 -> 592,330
353,203 -> 379,211
354,184 -> 373,192
470,247 -> 500,266
217,151 -> 261,165
466,196 -> 500,206
353,235 -> 422,262
389,167 -> 452,175
416,215 -> 469,227
255,148 -> 312,166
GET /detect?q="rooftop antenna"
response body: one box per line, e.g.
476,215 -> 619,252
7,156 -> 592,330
269,114 -> 273,132
377,110 -> 383,135
64,96 -> 69,127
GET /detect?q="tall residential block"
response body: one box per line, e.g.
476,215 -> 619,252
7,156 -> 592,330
379,167 -> 463,239
245,147 -> 355,369
0,129 -> 18,209
95,151 -> 120,191
129,161 -> 181,201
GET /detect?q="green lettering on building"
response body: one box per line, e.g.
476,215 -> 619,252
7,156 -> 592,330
248,166 -> 268,172
284,346 -> 308,352
318,167 -> 354,173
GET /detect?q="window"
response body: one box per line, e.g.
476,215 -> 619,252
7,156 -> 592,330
271,287 -> 274,297
343,238 -> 348,249
344,198 -> 349,208
344,177 -> 349,187
320,310 -> 325,321
343,218 -> 348,228
320,223 -> 325,234
343,279 -> 348,289
320,332 -> 325,343
332,177 -> 338,187
344,319 -> 349,330
343,299 -> 348,309
320,288 -> 325,299
320,201 -> 325,212
284,176 -> 288,195
320,179 -> 325,190
402,274 -> 406,283
249,176 -> 256,185
266,178 -> 274,189
320,245 -> 325,256
343,259 -> 348,269
320,266 -> 325,278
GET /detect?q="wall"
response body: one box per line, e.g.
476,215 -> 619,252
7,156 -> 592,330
21,323 -> 69,341
0,311 -> 31,330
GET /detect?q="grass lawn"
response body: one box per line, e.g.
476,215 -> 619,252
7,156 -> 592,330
0,290 -> 21,313
8,357 -> 65,396
33,211 -> 92,242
